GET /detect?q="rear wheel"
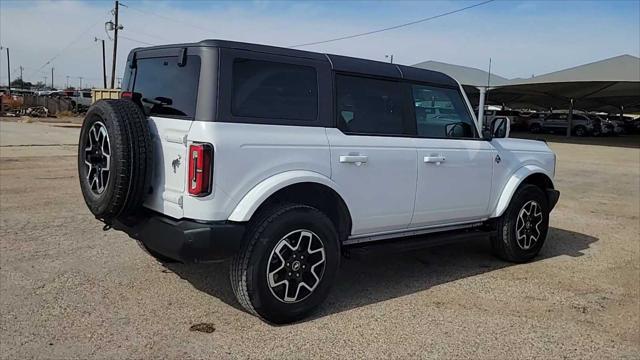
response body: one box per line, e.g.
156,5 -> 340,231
230,203 -> 340,324
491,184 -> 550,263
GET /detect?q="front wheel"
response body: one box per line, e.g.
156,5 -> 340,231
529,123 -> 542,134
491,184 -> 550,263
573,125 -> 587,137
230,203 -> 340,324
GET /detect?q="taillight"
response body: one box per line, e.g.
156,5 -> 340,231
188,143 -> 213,196
121,91 -> 133,99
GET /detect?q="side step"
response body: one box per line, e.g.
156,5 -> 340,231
344,227 -> 496,255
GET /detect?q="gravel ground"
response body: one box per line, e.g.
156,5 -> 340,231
1,121 -> 639,359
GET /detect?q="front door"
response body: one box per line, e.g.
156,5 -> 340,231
410,83 -> 494,227
328,74 -> 417,236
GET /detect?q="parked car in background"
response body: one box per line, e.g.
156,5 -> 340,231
483,109 -> 523,130
65,90 -> 93,110
591,114 -> 624,136
625,118 -> 640,134
528,112 -> 601,136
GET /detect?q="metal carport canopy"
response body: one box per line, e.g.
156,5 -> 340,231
484,54 -> 640,112
485,80 -> 640,113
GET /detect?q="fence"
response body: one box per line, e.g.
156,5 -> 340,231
22,95 -> 73,115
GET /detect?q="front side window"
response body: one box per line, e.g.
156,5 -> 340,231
412,84 -> 477,138
232,59 -> 317,121
133,55 -> 201,119
336,75 -> 408,135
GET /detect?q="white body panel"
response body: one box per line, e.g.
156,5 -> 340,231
182,122 -> 331,221
325,128 -> 417,235
143,116 -> 192,219
143,122 -> 556,240
412,138 -> 494,227
489,138 -> 556,217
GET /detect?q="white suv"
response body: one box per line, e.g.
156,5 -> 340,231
77,40 -> 559,324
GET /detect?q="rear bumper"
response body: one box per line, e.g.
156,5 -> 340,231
112,211 -> 245,263
547,189 -> 560,212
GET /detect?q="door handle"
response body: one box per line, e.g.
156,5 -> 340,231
339,155 -> 368,165
424,155 -> 446,164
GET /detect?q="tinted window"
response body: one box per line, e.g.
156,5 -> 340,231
336,75 -> 408,135
232,59 -> 317,121
547,113 -> 571,120
133,55 -> 200,119
412,84 -> 477,138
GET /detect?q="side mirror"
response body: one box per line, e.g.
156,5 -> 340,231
491,117 -> 510,138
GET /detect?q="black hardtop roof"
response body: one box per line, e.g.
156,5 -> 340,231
131,39 -> 459,87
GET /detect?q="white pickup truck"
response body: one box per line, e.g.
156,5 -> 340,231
77,40 -> 559,324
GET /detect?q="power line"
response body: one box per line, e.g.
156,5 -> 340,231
290,0 -> 495,48
120,35 -> 156,46
28,21 -> 101,79
122,2 -> 216,34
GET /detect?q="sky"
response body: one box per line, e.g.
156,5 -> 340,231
0,0 -> 639,88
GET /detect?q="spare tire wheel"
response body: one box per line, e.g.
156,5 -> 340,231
78,99 -> 153,222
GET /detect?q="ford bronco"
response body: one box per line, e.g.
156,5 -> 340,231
78,40 -> 559,323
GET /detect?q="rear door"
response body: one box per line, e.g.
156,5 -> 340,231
124,52 -> 201,219
327,74 -> 417,235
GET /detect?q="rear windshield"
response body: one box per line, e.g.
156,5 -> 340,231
131,55 -> 200,119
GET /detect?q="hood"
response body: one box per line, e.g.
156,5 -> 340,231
491,138 -> 553,153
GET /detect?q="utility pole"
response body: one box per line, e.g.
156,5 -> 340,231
5,48 -> 11,95
19,66 -> 23,87
66,75 -> 70,89
78,76 -> 83,89
95,37 -> 107,88
51,67 -> 54,89
110,0 -> 121,89
385,54 -> 394,64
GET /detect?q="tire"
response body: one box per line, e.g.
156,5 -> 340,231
573,125 -> 587,137
77,99 -> 153,222
491,184 -> 550,263
529,123 -> 542,134
230,203 -> 340,324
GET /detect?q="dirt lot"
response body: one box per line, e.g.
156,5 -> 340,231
1,120 -> 639,359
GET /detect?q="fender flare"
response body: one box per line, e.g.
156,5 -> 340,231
228,170 -> 348,222
491,165 -> 555,218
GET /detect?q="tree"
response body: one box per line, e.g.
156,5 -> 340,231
10,79 -> 33,88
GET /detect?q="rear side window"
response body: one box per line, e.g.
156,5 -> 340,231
336,75 -> 408,136
232,59 -> 317,121
412,84 -> 477,138
133,55 -> 200,119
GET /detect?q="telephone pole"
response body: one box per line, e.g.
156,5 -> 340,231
95,37 -> 107,88
51,67 -> 54,89
66,75 -> 70,89
5,48 -> 11,95
385,54 -> 394,64
109,0 -> 121,89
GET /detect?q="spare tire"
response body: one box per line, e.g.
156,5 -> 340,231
78,99 -> 153,222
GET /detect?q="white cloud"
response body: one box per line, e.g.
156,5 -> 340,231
1,0 -> 638,87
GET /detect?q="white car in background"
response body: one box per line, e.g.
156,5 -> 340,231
62,90 -> 92,109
